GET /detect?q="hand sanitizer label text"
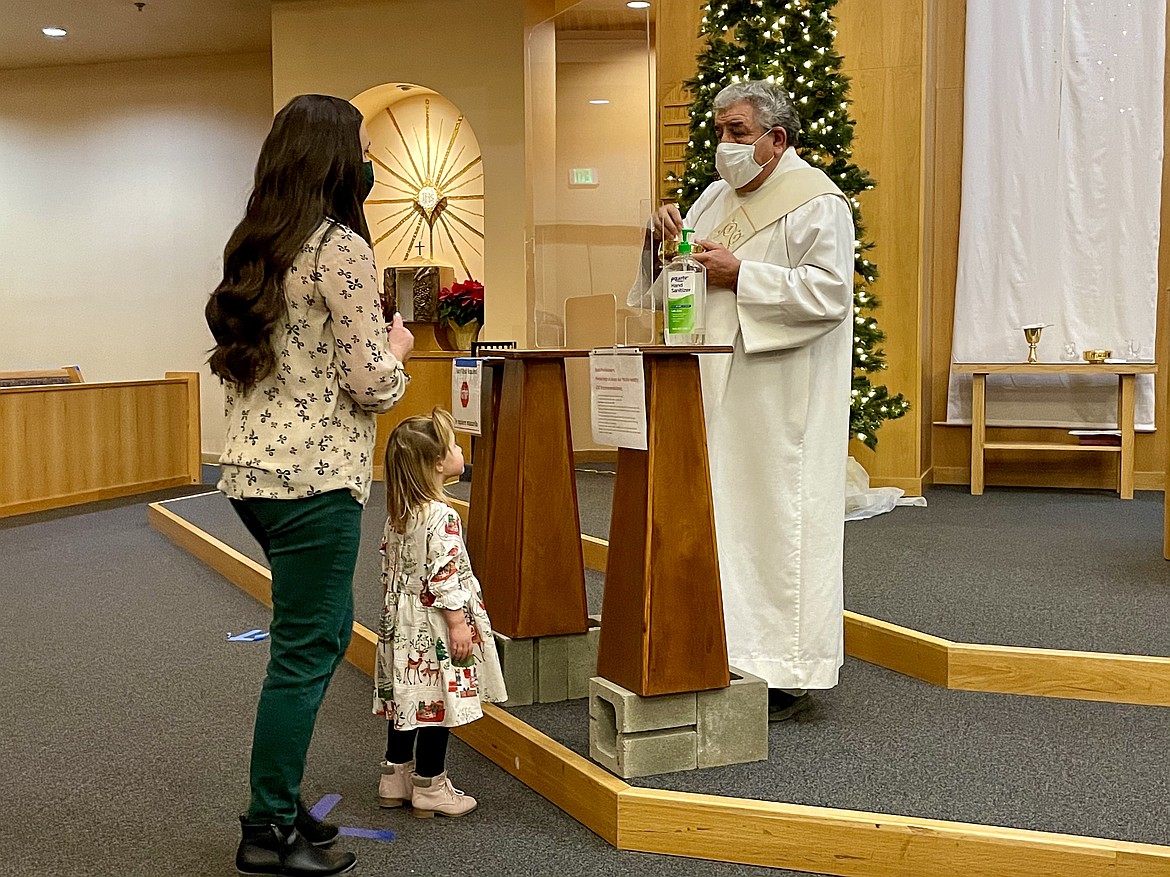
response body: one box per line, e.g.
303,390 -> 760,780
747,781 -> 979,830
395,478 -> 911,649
666,273 -> 696,333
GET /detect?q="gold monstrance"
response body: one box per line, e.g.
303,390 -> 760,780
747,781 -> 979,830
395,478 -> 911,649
367,96 -> 482,327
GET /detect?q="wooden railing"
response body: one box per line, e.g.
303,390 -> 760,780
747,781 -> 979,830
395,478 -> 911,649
1,371 -> 201,517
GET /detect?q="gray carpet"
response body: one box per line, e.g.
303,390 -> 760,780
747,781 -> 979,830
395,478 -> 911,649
511,658 -> 1170,845
156,471 -> 1170,848
1,494 -> 805,876
843,485 -> 1170,654
167,478 -> 609,635
172,470 -> 1170,656
0,464 -> 221,531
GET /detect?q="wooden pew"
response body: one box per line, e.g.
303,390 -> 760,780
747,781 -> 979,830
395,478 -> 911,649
1,371 -> 201,517
0,366 -> 84,387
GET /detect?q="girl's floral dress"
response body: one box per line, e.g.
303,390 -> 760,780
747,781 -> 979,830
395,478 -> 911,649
373,500 -> 506,728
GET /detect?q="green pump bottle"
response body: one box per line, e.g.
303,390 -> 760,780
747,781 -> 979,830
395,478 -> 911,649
663,228 -> 706,346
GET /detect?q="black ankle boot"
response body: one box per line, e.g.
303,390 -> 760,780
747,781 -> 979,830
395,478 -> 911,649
295,798 -> 339,848
235,818 -> 356,876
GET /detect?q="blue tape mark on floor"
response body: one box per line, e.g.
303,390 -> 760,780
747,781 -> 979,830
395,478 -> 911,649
308,795 -> 395,843
310,794 -> 341,821
226,629 -> 269,642
339,827 -> 397,841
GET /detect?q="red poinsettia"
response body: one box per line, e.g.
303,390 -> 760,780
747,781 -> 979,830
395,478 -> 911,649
438,279 -> 485,327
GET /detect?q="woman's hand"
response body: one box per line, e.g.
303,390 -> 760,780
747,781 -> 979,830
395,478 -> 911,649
387,312 -> 415,363
443,609 -> 473,663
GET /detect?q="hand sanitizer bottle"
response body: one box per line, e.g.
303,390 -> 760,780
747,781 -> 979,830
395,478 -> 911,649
663,228 -> 706,346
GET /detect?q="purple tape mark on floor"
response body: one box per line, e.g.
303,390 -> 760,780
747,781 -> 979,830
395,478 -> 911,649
307,795 -> 395,842
339,827 -> 397,841
309,794 -> 341,821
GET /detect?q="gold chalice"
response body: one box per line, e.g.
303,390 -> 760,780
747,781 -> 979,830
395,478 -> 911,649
659,238 -> 705,262
1021,323 -> 1049,363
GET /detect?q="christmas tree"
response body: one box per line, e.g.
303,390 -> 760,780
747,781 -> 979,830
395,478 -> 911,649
673,0 -> 908,448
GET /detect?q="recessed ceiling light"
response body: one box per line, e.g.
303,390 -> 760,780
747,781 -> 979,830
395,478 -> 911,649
42,26 -> 68,38
627,1 -> 651,8
589,99 -> 610,105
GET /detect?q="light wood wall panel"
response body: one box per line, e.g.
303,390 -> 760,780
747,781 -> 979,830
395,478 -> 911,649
1,373 -> 201,517
656,2 -> 703,203
838,0 -> 930,493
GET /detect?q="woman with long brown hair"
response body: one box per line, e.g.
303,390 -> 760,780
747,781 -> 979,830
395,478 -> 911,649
207,93 -> 413,876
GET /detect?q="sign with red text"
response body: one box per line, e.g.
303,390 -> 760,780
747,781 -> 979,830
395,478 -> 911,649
589,349 -> 647,450
451,358 -> 482,436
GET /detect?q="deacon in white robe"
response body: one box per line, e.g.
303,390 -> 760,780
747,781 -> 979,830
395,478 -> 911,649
630,81 -> 854,700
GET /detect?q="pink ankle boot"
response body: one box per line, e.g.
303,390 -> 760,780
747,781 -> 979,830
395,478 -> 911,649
410,772 -> 477,818
378,760 -> 414,808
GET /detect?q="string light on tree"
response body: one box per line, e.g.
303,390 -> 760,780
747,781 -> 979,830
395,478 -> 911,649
679,0 -> 908,448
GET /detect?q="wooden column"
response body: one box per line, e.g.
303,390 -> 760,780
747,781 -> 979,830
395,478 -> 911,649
970,372 -> 986,495
165,371 -> 202,484
1118,373 -> 1136,499
597,348 -> 730,697
479,350 -> 589,639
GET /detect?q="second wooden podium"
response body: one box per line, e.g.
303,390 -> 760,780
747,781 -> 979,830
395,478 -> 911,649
469,350 -> 590,640
596,347 -> 732,697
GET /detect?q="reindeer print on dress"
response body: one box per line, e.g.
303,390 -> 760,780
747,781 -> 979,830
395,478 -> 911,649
373,500 -> 507,729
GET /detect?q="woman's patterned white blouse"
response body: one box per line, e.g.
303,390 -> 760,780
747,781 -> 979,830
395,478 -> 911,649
218,220 -> 408,505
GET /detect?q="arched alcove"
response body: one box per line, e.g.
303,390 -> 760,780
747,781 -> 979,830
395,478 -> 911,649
352,82 -> 484,283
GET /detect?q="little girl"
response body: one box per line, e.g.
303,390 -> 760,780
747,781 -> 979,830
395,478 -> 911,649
374,408 -> 506,818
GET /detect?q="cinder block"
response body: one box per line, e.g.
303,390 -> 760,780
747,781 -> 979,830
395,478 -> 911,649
697,666 -> 768,769
566,617 -> 601,699
492,631 -> 534,707
534,634 -> 569,703
589,717 -> 698,779
589,676 -> 696,734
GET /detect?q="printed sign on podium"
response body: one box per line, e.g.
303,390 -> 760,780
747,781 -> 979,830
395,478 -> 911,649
589,348 -> 647,450
451,358 -> 483,435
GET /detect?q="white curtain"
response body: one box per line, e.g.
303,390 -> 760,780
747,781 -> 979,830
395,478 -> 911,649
948,0 -> 1164,429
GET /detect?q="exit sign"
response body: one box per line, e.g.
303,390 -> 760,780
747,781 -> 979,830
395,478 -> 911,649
569,167 -> 598,187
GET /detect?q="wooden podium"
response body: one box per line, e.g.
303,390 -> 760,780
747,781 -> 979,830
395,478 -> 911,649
596,347 -> 732,697
469,350 -> 590,640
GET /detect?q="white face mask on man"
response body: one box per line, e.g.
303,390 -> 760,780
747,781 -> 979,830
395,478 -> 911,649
714,129 -> 777,189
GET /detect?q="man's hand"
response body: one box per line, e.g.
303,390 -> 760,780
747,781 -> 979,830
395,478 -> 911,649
653,203 -> 684,241
387,312 -> 415,363
694,240 -> 742,291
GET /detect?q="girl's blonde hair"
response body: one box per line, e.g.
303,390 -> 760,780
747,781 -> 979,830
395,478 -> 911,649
384,407 -> 457,529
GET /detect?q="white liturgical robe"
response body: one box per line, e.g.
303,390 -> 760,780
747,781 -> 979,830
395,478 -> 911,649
631,148 -> 854,689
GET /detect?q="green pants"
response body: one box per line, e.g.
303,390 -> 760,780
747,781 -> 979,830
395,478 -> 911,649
231,489 -> 361,824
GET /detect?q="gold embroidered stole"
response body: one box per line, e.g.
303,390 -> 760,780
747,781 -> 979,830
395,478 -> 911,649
707,166 -> 846,253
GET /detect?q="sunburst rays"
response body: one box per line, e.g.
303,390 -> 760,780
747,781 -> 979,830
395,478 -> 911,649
365,98 -> 484,277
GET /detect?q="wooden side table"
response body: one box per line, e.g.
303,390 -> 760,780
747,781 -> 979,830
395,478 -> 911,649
952,362 -> 1157,499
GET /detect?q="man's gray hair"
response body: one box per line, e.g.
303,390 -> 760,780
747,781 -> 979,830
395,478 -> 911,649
713,80 -> 802,148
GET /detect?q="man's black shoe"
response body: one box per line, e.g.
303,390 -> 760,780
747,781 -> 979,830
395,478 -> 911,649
767,689 -> 812,723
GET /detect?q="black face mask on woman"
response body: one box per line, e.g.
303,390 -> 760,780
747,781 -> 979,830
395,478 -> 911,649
358,160 -> 375,201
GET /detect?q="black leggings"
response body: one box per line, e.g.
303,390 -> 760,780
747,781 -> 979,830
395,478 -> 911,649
386,726 -> 450,778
